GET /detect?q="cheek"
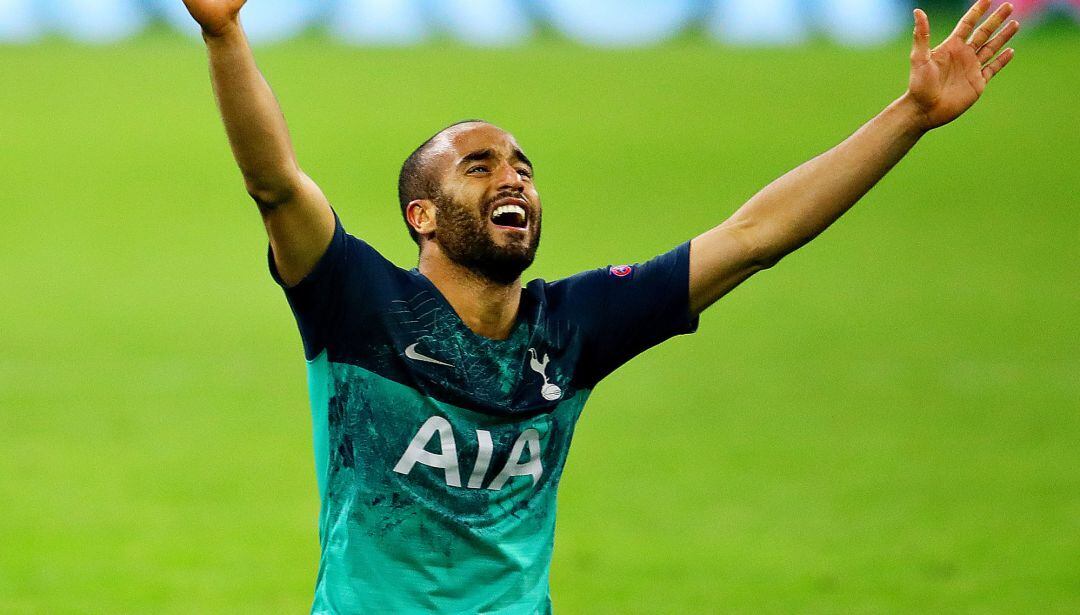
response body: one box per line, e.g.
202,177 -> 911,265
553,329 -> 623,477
438,184 -> 477,212
440,196 -> 485,229
453,184 -> 487,211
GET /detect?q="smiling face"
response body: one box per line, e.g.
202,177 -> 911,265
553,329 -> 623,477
408,122 -> 543,284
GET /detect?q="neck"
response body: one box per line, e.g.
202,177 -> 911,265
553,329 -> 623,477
418,245 -> 522,340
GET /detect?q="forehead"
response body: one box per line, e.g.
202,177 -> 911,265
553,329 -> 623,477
430,123 -> 524,162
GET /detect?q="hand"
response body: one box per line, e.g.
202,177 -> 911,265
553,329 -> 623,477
181,0 -> 247,37
906,0 -> 1019,131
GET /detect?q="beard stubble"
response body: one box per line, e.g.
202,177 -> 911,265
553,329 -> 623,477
433,191 -> 541,285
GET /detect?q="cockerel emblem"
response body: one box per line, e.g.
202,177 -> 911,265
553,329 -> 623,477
528,348 -> 563,401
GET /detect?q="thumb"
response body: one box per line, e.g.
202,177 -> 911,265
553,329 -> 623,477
911,8 -> 932,66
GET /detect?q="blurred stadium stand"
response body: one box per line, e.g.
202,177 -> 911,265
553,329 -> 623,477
1,0 -> 1076,45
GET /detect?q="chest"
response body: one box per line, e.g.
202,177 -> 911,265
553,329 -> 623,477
336,285 -> 584,417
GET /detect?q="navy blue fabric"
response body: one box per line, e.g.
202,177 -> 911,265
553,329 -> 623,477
269,214 -> 698,412
537,246 -> 699,388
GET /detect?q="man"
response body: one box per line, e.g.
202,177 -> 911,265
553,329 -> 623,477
182,1 -> 1018,612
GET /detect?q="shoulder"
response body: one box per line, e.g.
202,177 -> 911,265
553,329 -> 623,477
526,252 -> 669,306
338,232 -> 417,296
524,263 -> 628,323
524,242 -> 695,331
280,219 -> 417,312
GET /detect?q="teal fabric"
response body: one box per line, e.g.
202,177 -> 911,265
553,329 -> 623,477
308,353 -> 333,502
305,353 -> 589,614
276,220 -> 696,611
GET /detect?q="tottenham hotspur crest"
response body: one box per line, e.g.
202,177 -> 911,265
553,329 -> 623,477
528,348 -> 563,401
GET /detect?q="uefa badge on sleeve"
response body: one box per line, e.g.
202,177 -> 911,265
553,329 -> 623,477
608,264 -> 634,280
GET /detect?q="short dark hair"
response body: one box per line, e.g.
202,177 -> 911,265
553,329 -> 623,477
398,119 -> 489,245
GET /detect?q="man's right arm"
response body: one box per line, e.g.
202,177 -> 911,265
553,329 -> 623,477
185,0 -> 335,287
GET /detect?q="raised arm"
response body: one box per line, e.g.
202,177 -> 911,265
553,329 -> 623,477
184,0 -> 335,287
689,0 -> 1018,314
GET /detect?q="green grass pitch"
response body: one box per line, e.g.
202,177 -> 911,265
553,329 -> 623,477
1,24 -> 1078,613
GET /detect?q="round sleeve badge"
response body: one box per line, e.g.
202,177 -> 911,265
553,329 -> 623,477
609,264 -> 633,278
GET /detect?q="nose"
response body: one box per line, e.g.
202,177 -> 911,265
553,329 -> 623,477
495,160 -> 525,192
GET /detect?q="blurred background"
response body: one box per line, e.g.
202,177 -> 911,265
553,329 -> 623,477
2,0 -> 1078,612
3,0 -> 1080,46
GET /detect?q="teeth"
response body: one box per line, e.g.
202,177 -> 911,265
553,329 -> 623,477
492,205 -> 526,219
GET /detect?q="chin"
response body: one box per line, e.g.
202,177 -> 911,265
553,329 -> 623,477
481,245 -> 538,284
495,236 -> 532,253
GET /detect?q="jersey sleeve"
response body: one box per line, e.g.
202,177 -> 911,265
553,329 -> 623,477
268,211 -> 398,361
554,241 -> 700,388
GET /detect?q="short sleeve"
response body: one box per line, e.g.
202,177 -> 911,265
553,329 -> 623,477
268,213 -> 398,360
552,241 -> 699,388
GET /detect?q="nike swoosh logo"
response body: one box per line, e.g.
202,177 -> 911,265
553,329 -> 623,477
404,343 -> 455,368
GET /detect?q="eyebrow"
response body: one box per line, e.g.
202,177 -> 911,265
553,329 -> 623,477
513,148 -> 534,170
459,148 -> 534,170
460,149 -> 495,165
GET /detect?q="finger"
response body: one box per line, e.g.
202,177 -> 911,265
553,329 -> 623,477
969,2 -> 1013,48
911,8 -> 932,65
982,48 -> 1015,81
978,20 -> 1020,63
952,0 -> 991,41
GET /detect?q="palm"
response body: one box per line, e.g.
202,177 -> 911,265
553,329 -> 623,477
908,0 -> 1018,130
182,0 -> 247,36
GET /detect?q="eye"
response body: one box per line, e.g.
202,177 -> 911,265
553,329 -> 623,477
467,165 -> 489,174
517,167 -> 533,178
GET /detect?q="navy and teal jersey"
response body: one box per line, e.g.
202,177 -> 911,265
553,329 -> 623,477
270,213 -> 698,614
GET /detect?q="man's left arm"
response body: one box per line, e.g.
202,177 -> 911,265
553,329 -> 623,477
689,0 -> 1019,314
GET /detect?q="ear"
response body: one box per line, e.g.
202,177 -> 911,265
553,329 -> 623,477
406,199 -> 437,238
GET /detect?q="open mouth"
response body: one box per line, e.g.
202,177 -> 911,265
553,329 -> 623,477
489,199 -> 529,230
